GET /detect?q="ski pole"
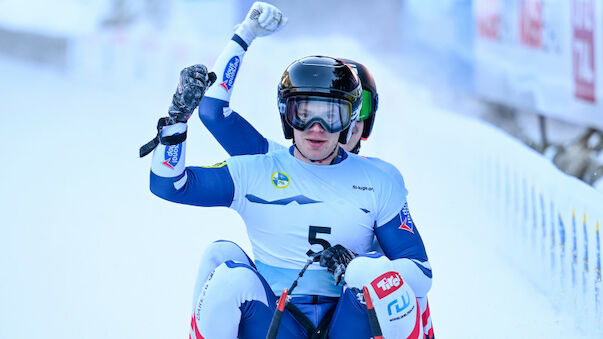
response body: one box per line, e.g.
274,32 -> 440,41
363,286 -> 384,339
266,252 -> 322,339
266,288 -> 289,339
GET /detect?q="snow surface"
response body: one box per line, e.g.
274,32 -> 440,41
0,32 -> 589,339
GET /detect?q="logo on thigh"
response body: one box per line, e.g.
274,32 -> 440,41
387,290 -> 415,321
371,271 -> 403,299
196,270 -> 215,321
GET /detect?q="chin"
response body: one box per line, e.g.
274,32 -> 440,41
307,150 -> 328,159
301,147 -> 328,160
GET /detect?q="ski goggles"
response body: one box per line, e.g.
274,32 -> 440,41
359,89 -> 375,121
284,96 -> 353,133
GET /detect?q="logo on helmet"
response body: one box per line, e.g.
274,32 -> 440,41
220,56 -> 241,92
271,171 -> 290,188
278,101 -> 286,114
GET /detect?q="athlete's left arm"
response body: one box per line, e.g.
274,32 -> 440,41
199,36 -> 269,156
375,201 -> 432,297
199,97 -> 269,156
198,3 -> 286,156
372,162 -> 432,298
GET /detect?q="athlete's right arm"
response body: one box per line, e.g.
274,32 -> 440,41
149,123 -> 235,207
198,2 -> 286,156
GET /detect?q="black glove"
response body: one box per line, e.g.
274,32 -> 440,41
167,64 -> 217,124
319,245 -> 357,285
139,65 -> 216,158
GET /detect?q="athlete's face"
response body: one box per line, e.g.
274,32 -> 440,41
293,121 -> 340,164
341,120 -> 364,152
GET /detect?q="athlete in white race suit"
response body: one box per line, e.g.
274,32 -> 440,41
148,3 -> 432,338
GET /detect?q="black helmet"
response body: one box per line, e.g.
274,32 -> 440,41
339,58 -> 378,140
278,56 -> 363,144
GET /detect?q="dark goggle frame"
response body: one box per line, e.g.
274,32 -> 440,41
284,96 -> 353,134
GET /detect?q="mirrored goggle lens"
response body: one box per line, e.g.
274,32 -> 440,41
285,96 -> 351,133
359,89 -> 373,121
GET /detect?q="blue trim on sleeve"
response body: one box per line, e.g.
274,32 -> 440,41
231,34 -> 248,51
198,97 -> 269,156
413,260 -> 433,279
149,165 -> 234,207
375,208 -> 428,262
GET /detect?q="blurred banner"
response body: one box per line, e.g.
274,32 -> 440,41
401,0 -> 602,130
474,0 -> 602,129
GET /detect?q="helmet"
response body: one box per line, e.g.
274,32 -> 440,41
339,58 -> 378,139
278,56 -> 363,144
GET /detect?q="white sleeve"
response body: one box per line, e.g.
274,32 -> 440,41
204,39 -> 246,102
150,123 -> 188,178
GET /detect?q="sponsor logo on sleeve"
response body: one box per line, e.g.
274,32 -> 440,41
271,171 -> 290,188
398,202 -> 415,233
220,56 -> 241,92
370,271 -> 403,299
163,144 -> 182,169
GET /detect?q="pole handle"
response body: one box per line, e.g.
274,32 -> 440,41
266,289 -> 288,339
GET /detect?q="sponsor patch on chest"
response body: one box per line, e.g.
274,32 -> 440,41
271,171 -> 290,188
352,185 -> 374,191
